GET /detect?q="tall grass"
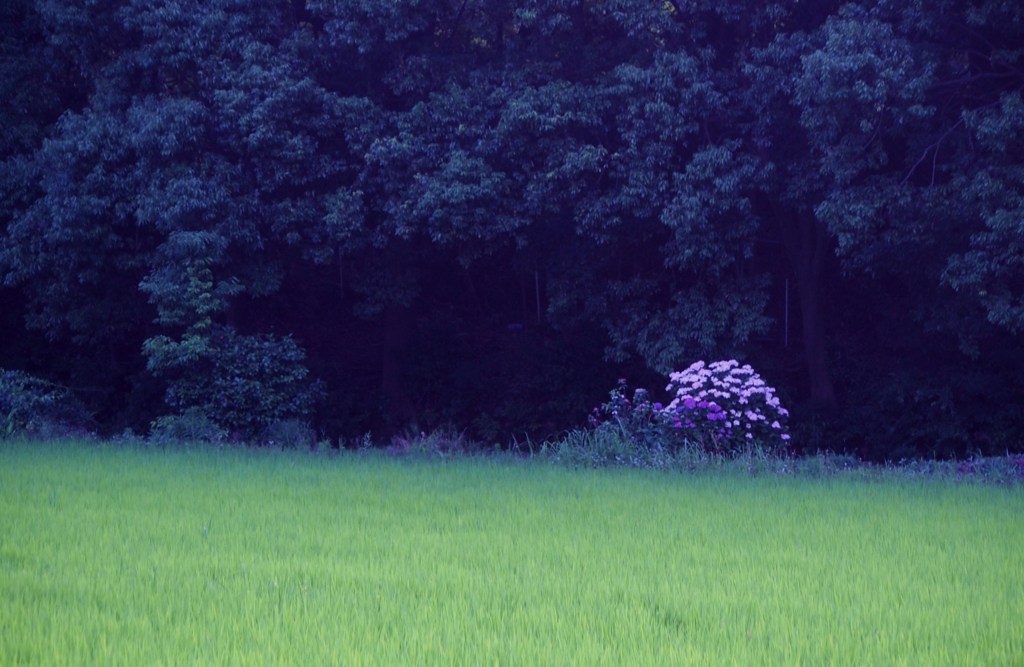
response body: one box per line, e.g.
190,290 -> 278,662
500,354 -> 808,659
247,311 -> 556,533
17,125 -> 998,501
1,441 -> 1021,665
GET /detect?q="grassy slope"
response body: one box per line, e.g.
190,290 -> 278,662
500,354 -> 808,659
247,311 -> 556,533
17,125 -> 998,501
1,441 -> 1022,665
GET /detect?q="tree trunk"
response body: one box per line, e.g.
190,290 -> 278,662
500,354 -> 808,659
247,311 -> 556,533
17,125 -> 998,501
777,205 -> 839,410
381,300 -> 415,428
380,250 -> 415,428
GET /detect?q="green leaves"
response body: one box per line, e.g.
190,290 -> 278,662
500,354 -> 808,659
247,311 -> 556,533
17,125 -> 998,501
601,277 -> 771,373
148,325 -> 320,437
794,6 -> 934,187
0,369 -> 92,438
2,0 -> 1023,452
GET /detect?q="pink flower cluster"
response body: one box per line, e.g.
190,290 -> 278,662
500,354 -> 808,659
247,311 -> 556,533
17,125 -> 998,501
664,360 -> 790,448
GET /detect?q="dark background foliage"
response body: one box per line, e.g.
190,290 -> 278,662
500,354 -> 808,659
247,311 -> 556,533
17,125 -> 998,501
2,0 -> 1022,458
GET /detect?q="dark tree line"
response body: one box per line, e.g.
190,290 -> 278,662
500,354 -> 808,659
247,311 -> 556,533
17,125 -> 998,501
2,0 -> 1023,458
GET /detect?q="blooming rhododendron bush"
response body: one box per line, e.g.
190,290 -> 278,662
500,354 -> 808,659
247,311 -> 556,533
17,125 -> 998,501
589,360 -> 791,457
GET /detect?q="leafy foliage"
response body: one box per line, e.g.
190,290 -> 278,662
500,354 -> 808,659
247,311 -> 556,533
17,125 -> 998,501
149,407 -> 227,447
1,0 -> 1023,456
260,418 -> 317,450
585,361 -> 791,464
147,325 -> 321,438
0,369 -> 92,438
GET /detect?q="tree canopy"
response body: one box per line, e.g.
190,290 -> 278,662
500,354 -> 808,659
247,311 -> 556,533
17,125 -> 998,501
2,0 -> 1023,457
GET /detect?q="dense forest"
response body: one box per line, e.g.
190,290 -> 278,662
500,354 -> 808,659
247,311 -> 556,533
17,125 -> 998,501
2,0 -> 1022,459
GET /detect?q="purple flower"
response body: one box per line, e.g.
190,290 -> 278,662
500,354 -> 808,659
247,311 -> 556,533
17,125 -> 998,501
662,359 -> 791,451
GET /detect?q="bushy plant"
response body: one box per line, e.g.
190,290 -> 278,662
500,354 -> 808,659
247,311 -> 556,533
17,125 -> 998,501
387,426 -> 475,457
543,428 -> 644,468
262,419 -> 316,450
0,369 -> 92,439
342,432 -> 375,451
587,380 -> 667,452
149,408 -> 227,446
147,325 -> 322,439
664,360 -> 791,452
584,361 -> 792,463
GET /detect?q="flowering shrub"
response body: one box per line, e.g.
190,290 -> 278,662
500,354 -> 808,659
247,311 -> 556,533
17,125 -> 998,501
588,379 -> 666,454
664,360 -> 790,452
586,361 -> 792,460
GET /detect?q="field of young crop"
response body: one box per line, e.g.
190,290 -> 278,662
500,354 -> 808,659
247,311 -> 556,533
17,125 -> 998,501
1,441 -> 1021,665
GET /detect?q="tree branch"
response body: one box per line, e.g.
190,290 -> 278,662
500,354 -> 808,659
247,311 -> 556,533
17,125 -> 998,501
901,117 -> 964,187
448,0 -> 470,41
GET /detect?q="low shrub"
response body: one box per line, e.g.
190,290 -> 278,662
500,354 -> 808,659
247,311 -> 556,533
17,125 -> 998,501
261,419 -> 317,450
583,361 -> 792,465
543,428 -> 646,468
587,381 -> 666,452
387,426 -> 476,457
0,369 -> 93,439
149,408 -> 227,446
663,360 -> 791,452
146,325 -> 323,440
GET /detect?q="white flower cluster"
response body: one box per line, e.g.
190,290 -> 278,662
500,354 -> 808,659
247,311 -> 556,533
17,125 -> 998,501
664,359 -> 790,445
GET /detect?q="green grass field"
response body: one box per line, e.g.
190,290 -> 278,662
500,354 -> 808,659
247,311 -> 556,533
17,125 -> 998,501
1,441 -> 1022,665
